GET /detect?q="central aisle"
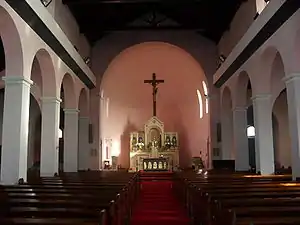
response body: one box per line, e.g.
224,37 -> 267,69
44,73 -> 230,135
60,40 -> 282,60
130,179 -> 190,225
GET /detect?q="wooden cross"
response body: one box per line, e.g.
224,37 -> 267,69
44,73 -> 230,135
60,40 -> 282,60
144,73 -> 164,117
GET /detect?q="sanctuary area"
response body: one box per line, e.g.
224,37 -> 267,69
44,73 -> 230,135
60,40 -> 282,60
0,0 -> 300,224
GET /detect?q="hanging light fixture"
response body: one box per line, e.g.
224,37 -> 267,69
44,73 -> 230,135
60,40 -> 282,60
41,0 -> 52,7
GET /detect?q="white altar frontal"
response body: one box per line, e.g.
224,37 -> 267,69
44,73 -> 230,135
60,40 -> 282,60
129,116 -> 179,172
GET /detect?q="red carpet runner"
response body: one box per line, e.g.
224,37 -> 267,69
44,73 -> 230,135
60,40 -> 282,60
130,180 -> 190,225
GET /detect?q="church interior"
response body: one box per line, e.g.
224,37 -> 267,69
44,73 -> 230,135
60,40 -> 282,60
0,0 -> 300,224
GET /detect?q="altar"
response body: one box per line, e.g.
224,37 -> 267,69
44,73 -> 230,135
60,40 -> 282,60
143,158 -> 168,171
129,116 -> 179,172
129,73 -> 179,172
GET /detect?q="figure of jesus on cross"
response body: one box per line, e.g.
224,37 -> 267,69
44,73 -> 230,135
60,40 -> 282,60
144,73 -> 164,117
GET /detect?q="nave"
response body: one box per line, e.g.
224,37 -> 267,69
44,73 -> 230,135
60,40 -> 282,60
1,170 -> 300,225
131,172 -> 190,225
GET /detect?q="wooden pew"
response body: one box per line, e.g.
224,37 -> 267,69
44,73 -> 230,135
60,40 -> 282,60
174,171 -> 300,225
0,171 -> 138,225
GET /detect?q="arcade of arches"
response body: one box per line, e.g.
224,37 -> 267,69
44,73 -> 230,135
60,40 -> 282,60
0,1 -> 300,185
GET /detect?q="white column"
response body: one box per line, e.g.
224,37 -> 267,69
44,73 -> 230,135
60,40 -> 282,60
40,97 -> 61,177
252,94 -> 274,174
233,107 -> 249,171
1,76 -> 32,184
284,73 -> 300,180
221,111 -> 233,159
78,117 -> 90,170
64,109 -> 79,172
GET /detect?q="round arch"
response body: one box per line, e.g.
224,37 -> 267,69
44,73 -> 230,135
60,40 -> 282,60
0,6 -> 24,78
235,71 -> 253,107
78,88 -> 89,117
222,86 -> 233,111
94,36 -> 213,90
253,46 -> 282,94
101,41 -> 208,86
100,41 -> 210,168
270,51 -> 286,107
31,48 -> 57,97
221,86 -> 234,160
266,49 -> 291,171
60,73 -> 77,109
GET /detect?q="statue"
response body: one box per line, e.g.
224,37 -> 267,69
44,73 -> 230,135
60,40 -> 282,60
144,73 -> 164,117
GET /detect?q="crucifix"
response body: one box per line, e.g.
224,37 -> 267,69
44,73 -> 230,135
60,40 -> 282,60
144,73 -> 164,117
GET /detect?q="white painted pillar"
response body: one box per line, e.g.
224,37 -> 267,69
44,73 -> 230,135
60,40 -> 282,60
284,73 -> 300,180
233,107 -> 250,171
78,117 -> 90,170
221,110 -> 233,159
1,76 -> 32,184
63,109 -> 79,172
252,94 -> 274,174
40,97 -> 61,177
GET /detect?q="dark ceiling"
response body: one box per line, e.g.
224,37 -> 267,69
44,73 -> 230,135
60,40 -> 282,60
63,0 -> 246,45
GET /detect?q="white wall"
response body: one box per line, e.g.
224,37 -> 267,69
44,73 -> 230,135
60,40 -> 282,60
218,0 -> 271,57
272,91 -> 291,168
214,0 -> 287,84
218,0 -> 257,57
219,4 -> 300,173
45,0 -> 91,60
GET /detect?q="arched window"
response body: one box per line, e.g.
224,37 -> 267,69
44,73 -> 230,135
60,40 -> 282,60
196,89 -> 203,119
256,0 -> 269,14
202,81 -> 209,114
58,129 -> 63,139
247,126 -> 255,138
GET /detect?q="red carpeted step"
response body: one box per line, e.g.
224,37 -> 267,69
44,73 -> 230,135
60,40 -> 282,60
130,180 -> 190,225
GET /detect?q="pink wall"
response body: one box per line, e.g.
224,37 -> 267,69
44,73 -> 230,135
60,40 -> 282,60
91,31 -> 219,169
46,0 -> 91,59
100,42 -> 210,168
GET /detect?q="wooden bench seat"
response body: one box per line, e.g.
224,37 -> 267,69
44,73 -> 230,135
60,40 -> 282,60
174,171 -> 300,225
1,217 -> 100,225
237,216 -> 300,225
0,171 -> 138,225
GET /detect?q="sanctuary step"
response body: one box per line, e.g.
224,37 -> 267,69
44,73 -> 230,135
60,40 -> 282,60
139,171 -> 174,181
131,174 -> 190,225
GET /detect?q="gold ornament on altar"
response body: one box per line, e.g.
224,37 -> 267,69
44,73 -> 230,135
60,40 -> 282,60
129,73 -> 180,172
158,161 -> 163,169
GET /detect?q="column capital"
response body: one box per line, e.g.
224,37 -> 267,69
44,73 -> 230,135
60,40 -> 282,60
41,97 -> 62,104
232,106 -> 247,112
64,108 -> 80,114
79,116 -> 89,120
251,94 -> 272,101
2,76 -> 33,86
282,73 -> 300,84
